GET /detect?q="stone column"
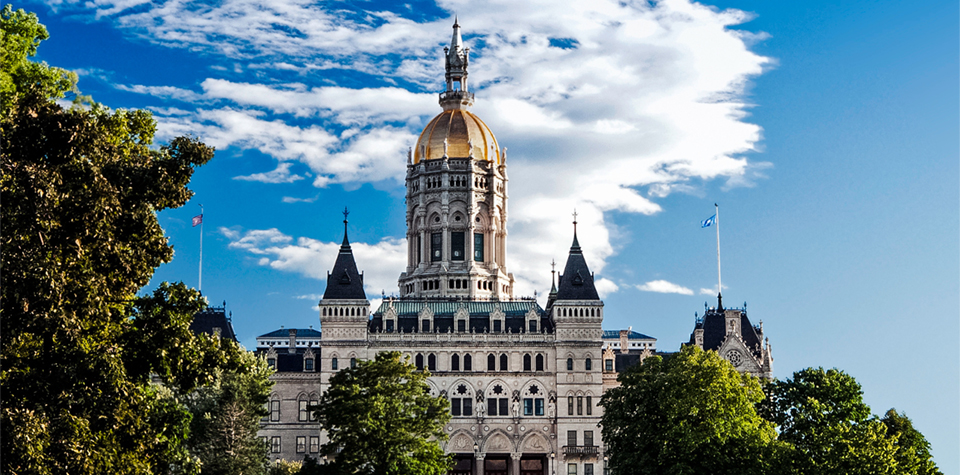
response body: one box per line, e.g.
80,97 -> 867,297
475,454 -> 485,475
510,453 -> 521,475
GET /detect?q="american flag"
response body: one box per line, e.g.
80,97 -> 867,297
192,214 -> 203,227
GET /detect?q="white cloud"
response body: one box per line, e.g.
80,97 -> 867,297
595,278 -> 619,298
153,108 -> 412,186
295,294 -> 322,300
699,284 -> 728,295
116,84 -> 204,102
220,227 -> 407,296
199,79 -> 437,124
233,162 -> 305,184
60,0 -> 771,295
637,280 -> 694,295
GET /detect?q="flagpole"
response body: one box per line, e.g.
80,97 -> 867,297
715,203 -> 721,308
199,204 -> 203,293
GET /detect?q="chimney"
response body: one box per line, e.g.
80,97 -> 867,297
288,329 -> 297,354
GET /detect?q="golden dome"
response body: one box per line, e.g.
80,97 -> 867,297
414,109 -> 500,164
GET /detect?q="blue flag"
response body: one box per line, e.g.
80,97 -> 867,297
701,214 -> 716,228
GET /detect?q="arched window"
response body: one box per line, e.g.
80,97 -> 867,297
464,354 -> 472,371
415,354 -> 424,371
488,354 -> 496,371
350,358 -> 357,369
428,354 -> 436,371
585,358 -> 592,371
523,354 -> 532,371
536,354 -> 544,371
499,354 -> 508,371
331,357 -> 338,370
567,358 -> 574,371
451,354 -> 460,371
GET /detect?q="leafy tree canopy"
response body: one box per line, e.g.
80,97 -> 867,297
314,351 -> 452,475
880,409 -> 943,475
759,368 -> 900,475
599,345 -> 781,475
0,5 -> 76,113
0,7 -> 244,474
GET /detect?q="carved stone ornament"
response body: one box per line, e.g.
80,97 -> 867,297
726,349 -> 743,367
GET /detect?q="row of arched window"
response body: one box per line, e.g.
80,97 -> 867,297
411,353 -> 547,372
557,307 -> 599,317
321,306 -> 367,317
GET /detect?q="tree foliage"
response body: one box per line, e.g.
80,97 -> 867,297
0,5 -> 76,113
599,345 -> 781,475
0,7 -> 244,474
313,351 -> 452,475
758,367 -> 899,475
186,350 -> 274,475
880,409 -> 943,475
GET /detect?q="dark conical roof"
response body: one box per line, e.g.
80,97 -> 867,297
322,214 -> 366,300
556,226 -> 600,301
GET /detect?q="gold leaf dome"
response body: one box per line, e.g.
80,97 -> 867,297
413,109 -> 500,164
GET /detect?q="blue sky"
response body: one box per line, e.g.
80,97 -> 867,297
26,0 -> 958,470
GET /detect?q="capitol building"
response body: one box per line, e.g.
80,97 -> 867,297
253,21 -> 773,475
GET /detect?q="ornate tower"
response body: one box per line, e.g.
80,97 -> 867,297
398,20 -> 514,299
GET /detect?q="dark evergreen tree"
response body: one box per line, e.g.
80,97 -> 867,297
187,350 -> 274,475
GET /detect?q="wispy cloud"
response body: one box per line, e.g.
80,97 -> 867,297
220,227 -> 406,296
699,284 -> 728,295
637,280 -> 694,295
233,162 -> 305,184
295,294 -> 322,300
116,84 -> 205,102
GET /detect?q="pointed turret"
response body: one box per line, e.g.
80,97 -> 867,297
441,19 -> 473,110
323,208 -> 366,300
556,215 -> 600,301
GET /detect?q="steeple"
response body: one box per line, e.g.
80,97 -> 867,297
441,18 -> 473,110
556,213 -> 600,301
323,208 -> 366,300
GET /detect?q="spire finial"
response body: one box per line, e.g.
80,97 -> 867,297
454,14 -> 459,27
341,207 -> 350,246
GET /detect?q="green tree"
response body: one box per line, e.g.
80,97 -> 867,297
314,351 -> 452,475
0,8 -> 241,474
187,350 -> 274,475
880,409 -> 942,475
0,5 -> 76,113
599,345 -> 781,475
758,367 -> 898,475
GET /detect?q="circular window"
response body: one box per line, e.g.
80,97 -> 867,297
434,217 -> 440,223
